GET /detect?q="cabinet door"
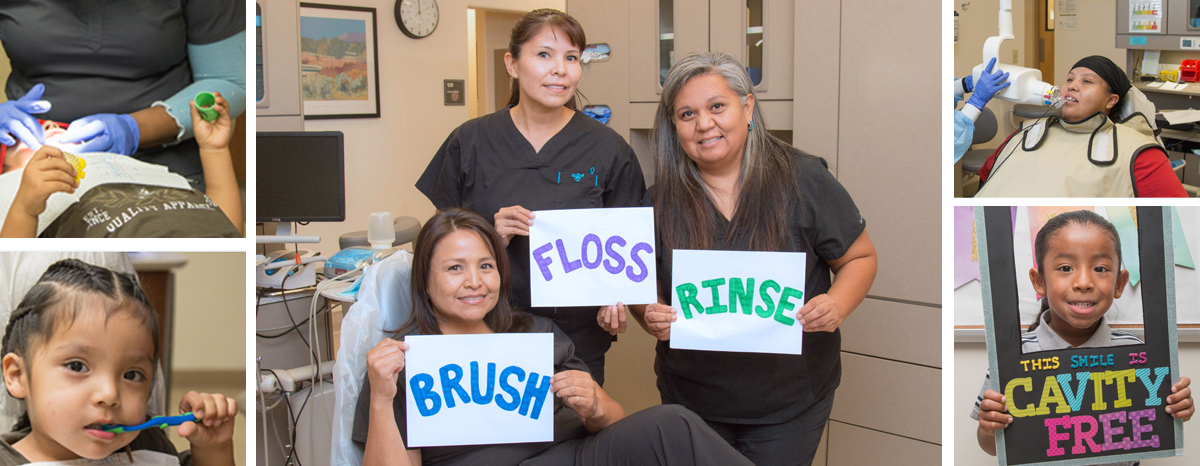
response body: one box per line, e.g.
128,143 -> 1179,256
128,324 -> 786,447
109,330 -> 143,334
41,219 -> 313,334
709,0 -> 794,100
629,0 -> 709,103
1168,0 -> 1200,35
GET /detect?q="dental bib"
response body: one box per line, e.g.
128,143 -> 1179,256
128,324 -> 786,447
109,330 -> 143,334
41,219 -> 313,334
26,450 -> 178,466
976,112 -> 1161,197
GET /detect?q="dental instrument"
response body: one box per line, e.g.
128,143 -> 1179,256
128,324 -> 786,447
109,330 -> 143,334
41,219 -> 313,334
970,0 -> 1060,106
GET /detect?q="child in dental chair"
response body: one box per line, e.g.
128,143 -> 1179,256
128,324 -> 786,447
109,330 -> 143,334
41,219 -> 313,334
0,93 -> 243,238
0,259 -> 238,466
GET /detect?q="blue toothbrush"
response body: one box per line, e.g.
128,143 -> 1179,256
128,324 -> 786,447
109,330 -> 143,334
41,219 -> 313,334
102,412 -> 196,433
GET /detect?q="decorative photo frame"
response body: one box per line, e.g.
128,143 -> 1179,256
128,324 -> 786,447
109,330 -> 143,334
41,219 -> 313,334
977,206 -> 1183,466
299,3 -> 381,119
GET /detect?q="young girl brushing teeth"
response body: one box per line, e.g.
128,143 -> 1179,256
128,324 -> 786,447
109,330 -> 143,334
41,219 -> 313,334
0,260 -> 237,465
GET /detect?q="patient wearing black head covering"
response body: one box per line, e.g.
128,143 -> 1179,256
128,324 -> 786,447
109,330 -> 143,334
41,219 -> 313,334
1070,55 -> 1130,119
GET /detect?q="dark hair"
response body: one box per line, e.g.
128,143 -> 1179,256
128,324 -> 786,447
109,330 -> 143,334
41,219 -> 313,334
652,51 -> 803,255
1027,210 -> 1122,331
2,259 -> 159,430
505,8 -> 587,110
1068,55 -> 1130,120
399,208 -> 531,335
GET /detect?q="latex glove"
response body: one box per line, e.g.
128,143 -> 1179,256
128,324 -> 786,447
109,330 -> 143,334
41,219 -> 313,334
967,57 -> 1011,111
59,113 -> 140,155
954,75 -> 974,99
0,84 -> 51,149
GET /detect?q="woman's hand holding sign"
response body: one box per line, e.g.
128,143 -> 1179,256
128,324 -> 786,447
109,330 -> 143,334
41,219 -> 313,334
366,339 -> 410,402
641,303 -> 677,341
597,302 -> 627,335
797,294 -> 843,332
493,205 -> 534,247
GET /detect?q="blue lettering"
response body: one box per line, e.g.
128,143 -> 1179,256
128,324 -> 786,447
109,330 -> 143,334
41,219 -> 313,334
439,364 -> 470,408
1136,367 -> 1170,406
496,366 -> 525,411
518,373 -> 553,420
470,362 -> 495,404
409,373 -> 441,416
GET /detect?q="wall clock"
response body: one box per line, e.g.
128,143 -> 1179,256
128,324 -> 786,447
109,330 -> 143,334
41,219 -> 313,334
396,0 -> 438,39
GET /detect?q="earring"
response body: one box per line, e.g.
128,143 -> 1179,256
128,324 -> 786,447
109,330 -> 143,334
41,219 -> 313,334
748,121 -> 755,130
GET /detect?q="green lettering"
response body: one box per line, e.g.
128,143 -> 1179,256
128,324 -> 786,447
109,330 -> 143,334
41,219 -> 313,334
675,283 -> 703,319
756,280 -> 780,318
701,278 -> 727,314
775,287 -> 803,326
729,278 -> 755,315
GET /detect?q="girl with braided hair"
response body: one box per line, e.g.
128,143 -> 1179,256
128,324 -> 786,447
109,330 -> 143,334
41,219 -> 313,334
0,259 -> 237,466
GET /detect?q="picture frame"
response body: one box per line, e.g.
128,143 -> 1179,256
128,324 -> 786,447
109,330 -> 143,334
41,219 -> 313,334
299,3 -> 381,119
977,206 -> 1183,466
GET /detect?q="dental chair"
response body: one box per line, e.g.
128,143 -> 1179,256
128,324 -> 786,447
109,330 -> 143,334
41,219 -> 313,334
331,250 -> 415,466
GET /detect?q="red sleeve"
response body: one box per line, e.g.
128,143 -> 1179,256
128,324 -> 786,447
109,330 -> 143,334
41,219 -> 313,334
978,129 -> 1021,183
1132,147 -> 1188,198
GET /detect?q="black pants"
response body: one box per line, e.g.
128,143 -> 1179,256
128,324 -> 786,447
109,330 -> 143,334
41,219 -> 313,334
521,404 -> 754,466
705,393 -> 835,466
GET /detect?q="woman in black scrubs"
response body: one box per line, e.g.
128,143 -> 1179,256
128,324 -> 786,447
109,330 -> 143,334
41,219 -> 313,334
0,1 -> 245,189
353,208 -> 751,466
416,9 -> 645,385
632,51 -> 878,466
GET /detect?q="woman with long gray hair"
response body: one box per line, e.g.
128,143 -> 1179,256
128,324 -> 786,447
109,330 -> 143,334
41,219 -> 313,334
624,51 -> 878,465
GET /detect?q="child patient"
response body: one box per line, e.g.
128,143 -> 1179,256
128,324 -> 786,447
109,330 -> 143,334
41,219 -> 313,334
1,259 -> 237,465
0,93 -> 243,238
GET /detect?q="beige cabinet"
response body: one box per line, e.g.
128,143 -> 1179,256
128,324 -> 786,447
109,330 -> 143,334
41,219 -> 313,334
630,0 -> 794,104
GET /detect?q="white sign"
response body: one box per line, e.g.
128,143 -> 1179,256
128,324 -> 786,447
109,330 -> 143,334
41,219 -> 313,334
670,250 -> 806,354
404,333 -> 554,447
528,207 -> 657,307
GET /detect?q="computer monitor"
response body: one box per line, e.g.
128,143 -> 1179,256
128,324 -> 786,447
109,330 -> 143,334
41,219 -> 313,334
256,131 -> 345,223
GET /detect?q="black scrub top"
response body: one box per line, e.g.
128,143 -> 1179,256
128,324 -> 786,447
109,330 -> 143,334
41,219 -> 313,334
416,108 -> 646,384
651,148 -> 866,425
351,314 -> 591,466
0,0 -> 245,183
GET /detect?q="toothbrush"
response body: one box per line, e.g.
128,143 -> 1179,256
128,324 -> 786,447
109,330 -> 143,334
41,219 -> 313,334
102,412 -> 197,433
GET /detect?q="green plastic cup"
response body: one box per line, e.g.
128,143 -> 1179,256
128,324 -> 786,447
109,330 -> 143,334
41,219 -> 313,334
194,92 -> 218,122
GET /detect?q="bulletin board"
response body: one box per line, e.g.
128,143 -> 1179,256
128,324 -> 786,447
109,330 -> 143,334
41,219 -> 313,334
978,206 -> 1183,466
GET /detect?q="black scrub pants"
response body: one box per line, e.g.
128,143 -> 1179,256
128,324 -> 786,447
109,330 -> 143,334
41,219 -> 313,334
705,393 -> 836,466
520,404 -> 753,466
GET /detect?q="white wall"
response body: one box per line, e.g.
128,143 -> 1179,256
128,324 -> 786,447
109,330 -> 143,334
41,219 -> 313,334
955,342 -> 1200,466
298,0 -> 563,257
1054,0 -> 1124,83
171,252 -> 246,372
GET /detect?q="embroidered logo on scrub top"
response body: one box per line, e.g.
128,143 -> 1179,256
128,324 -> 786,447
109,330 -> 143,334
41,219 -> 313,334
558,168 -> 598,186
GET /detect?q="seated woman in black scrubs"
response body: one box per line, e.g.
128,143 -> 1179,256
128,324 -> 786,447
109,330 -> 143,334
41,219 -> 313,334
352,208 -> 752,466
416,9 -> 645,385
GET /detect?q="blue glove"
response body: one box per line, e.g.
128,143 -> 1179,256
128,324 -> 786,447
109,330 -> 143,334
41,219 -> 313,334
967,57 -> 1011,111
0,83 -> 51,148
961,75 -> 974,93
59,113 -> 140,155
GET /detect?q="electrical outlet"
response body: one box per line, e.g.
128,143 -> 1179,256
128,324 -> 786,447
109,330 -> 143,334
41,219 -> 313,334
1012,50 -> 1019,63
